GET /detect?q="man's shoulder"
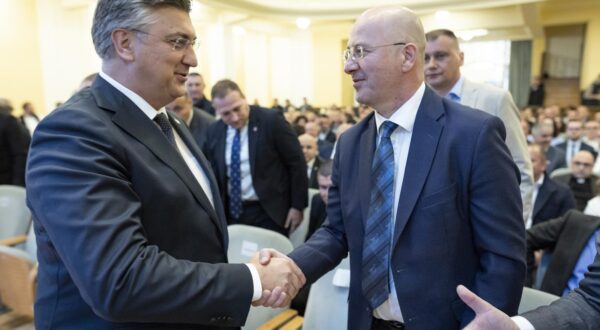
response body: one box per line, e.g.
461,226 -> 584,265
464,78 -> 509,98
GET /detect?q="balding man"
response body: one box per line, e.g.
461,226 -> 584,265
554,150 -> 598,211
305,121 -> 333,159
262,5 -> 525,329
532,122 -> 567,173
424,29 -> 534,222
298,133 -> 322,189
166,95 -> 215,149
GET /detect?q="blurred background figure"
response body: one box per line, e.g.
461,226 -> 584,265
0,97 -> 30,186
166,95 -> 215,149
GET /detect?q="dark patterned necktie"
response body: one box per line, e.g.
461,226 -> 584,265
154,113 -> 176,146
229,129 -> 242,220
362,120 -> 398,310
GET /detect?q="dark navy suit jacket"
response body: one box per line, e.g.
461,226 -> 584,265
531,173 -> 576,226
26,77 -> 253,329
289,87 -> 526,329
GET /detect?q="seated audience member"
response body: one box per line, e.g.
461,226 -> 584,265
527,144 -> 576,229
555,119 -> 597,164
304,122 -> 333,159
0,98 -> 30,186
521,119 -> 532,144
78,72 -> 98,91
284,99 -> 295,112
306,160 -> 332,240
582,73 -> 600,105
578,105 -> 590,123
583,119 -> 600,151
271,98 -> 284,113
165,95 -> 215,149
292,115 -> 308,136
297,133 -> 323,189
317,114 -> 336,143
553,150 -> 598,211
20,102 -> 40,136
531,122 -> 567,173
299,97 -> 312,113
526,210 -> 600,297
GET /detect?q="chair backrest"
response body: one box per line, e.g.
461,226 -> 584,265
227,225 -> 295,330
0,245 -> 36,318
289,188 -> 320,248
550,167 -> 572,179
0,185 -> 31,241
518,287 -> 560,314
303,257 -> 350,330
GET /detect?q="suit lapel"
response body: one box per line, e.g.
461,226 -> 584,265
359,115 -> 377,227
169,114 -> 228,245
248,108 -> 259,177
532,176 -> 552,220
92,77 -> 227,243
392,88 -> 444,248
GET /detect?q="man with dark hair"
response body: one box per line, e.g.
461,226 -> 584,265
306,159 -> 333,240
204,79 -> 308,236
20,101 -> 40,136
26,1 -> 303,327
186,72 -> 215,116
166,94 -> 215,149
531,122 -> 567,173
425,28 -> 534,222
555,119 -> 597,164
0,98 -> 30,186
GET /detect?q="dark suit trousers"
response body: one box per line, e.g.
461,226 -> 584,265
234,201 -> 287,236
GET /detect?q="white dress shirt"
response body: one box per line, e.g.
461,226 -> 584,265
98,71 -> 262,301
525,174 -> 545,229
225,124 -> 259,201
372,82 -> 425,322
306,157 -> 316,178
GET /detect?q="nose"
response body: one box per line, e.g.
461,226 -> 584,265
344,58 -> 358,74
183,46 -> 198,67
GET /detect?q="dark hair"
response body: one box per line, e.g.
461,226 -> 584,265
425,29 -> 458,42
317,160 -> 333,177
92,0 -> 191,59
211,79 -> 246,100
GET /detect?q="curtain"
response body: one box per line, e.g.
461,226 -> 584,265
509,40 -> 532,108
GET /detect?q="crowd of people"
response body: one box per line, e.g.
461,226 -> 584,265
2,0 -> 600,329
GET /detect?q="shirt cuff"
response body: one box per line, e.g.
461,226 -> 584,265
246,263 -> 263,302
511,316 -> 535,330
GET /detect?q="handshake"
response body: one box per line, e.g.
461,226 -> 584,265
249,249 -> 306,308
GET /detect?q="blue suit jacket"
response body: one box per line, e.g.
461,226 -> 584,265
289,87 -> 526,329
26,77 -> 253,329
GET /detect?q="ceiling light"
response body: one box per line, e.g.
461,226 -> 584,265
296,17 -> 311,30
455,29 -> 489,41
233,26 -> 246,36
435,10 -> 450,22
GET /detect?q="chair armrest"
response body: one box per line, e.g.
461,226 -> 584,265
280,316 -> 304,330
0,235 -> 27,246
257,309 -> 298,330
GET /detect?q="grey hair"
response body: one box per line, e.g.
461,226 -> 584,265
92,0 -> 191,60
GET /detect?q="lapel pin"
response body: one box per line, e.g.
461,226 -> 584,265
253,126 -> 258,132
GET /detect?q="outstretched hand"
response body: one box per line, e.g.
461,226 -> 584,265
457,285 -> 519,330
250,248 -> 306,308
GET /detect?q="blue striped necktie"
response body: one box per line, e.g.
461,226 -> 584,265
229,129 -> 242,220
362,120 -> 398,310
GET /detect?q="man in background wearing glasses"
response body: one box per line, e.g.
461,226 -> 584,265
424,29 -> 534,225
260,4 -> 526,329
25,0 -> 304,328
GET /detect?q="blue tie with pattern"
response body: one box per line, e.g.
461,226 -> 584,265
362,120 -> 398,310
229,129 -> 242,220
154,113 -> 176,146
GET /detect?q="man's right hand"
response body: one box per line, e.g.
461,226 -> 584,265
457,285 -> 520,330
250,249 -> 306,308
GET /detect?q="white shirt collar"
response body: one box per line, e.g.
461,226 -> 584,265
99,71 -> 164,120
374,82 -> 425,134
448,75 -> 465,99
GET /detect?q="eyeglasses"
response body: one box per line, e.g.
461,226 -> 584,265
131,29 -> 198,51
343,42 -> 406,62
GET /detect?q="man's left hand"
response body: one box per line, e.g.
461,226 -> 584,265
284,208 -> 303,233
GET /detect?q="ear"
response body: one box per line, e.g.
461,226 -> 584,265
111,29 -> 136,62
459,51 -> 464,66
401,43 -> 418,72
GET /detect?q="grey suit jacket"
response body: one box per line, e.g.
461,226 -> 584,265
460,78 -> 534,221
523,237 -> 600,329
